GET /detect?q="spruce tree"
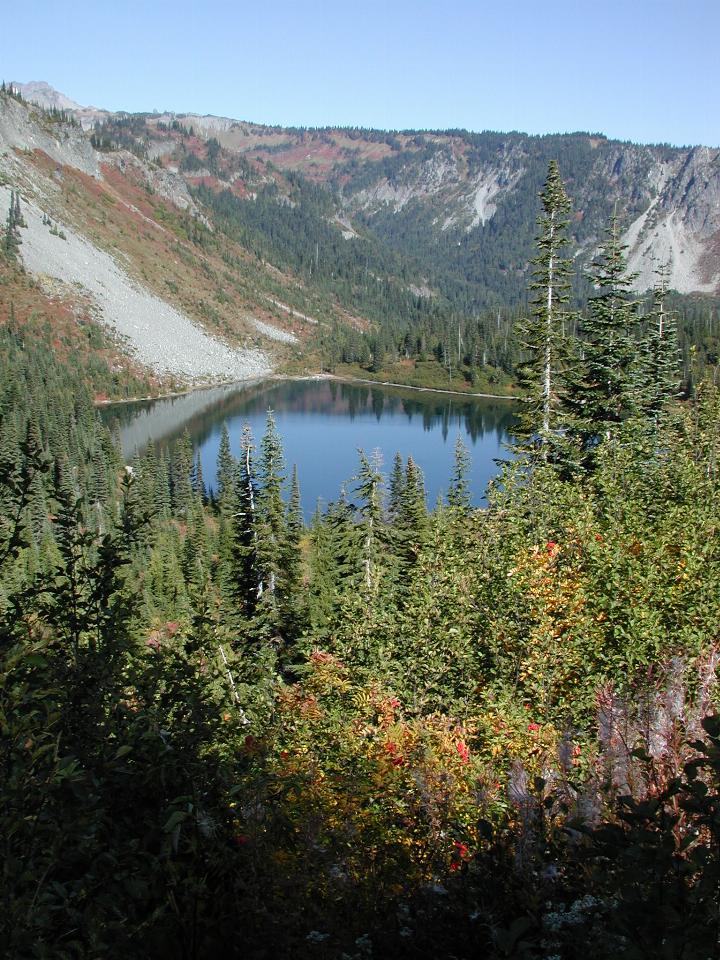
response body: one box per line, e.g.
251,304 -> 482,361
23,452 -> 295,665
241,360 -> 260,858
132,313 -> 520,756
215,423 -> 236,510
3,189 -> 22,260
256,410 -> 287,608
307,489 -> 362,630
388,451 -> 405,524
229,423 -> 260,623
513,160 -> 573,463
636,262 -> 681,423
278,464 -> 304,643
563,214 -> 640,467
306,503 -> 337,635
170,431 -> 194,516
191,452 -> 207,504
155,449 -> 172,519
353,449 -> 386,592
447,435 -> 472,510
392,456 -> 428,576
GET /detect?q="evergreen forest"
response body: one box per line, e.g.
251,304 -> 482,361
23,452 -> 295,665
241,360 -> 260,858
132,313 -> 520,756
85,104 -> 720,393
1,162 -> 719,959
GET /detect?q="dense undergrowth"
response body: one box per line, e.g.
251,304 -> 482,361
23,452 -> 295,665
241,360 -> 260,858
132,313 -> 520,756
1,325 -> 719,957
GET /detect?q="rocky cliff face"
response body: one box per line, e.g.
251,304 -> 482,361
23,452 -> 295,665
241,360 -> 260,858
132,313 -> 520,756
623,147 -> 720,292
0,93 -> 100,177
337,138 -> 720,295
8,81 -> 720,300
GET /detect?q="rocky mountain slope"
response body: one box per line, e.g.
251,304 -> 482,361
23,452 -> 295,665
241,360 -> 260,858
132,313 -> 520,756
3,82 -> 719,388
106,100 -> 718,302
0,88 -> 346,386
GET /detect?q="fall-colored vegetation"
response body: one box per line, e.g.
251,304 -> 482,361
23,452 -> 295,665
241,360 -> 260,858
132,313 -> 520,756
1,157 -> 719,959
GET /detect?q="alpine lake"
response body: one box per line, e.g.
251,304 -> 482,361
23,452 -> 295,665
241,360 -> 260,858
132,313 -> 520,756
102,378 -> 518,519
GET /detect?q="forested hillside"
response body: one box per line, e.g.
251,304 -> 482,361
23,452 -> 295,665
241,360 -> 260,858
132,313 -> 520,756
86,99 -> 720,388
2,160 -> 719,958
3,83 -> 720,395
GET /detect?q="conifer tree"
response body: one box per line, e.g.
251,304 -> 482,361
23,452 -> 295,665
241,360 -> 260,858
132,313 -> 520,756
514,160 -> 573,463
256,410 -> 287,608
388,451 -> 405,524
278,464 -> 305,643
447,435 -> 472,510
284,465 -> 303,584
392,456 -> 428,576
563,214 -> 640,467
229,423 -> 261,623
155,449 -> 172,519
215,423 -> 236,510
191,452 -> 207,504
400,457 -> 426,533
3,189 -> 23,260
170,431 -> 194,516
354,449 -> 386,591
306,490 -> 359,632
183,499 -> 208,588
137,444 -> 158,514
636,262 -> 681,423
306,503 -> 337,634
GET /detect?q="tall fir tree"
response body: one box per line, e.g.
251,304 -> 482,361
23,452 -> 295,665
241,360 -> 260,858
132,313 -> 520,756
513,160 -> 573,463
228,423 -> 261,624
393,456 -> 428,576
170,430 -> 194,516
306,490 -> 362,636
447,435 -> 472,510
563,214 -> 640,468
636,262 -> 681,424
215,422 -> 236,511
278,464 -> 305,645
191,452 -> 207,504
353,449 -> 386,592
255,410 -> 287,610
388,451 -> 405,524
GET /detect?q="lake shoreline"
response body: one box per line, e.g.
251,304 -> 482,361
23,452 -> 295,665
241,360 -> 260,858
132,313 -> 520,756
97,371 -> 520,408
291,373 -> 518,401
105,377 -> 517,517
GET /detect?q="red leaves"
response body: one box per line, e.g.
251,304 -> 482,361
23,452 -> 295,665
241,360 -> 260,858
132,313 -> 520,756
451,840 -> 471,871
384,741 -> 405,767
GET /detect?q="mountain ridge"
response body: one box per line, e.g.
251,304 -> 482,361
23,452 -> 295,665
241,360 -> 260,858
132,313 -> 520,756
2,81 -> 719,393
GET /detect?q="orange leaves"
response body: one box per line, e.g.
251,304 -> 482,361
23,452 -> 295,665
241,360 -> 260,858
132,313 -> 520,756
237,653 -> 492,892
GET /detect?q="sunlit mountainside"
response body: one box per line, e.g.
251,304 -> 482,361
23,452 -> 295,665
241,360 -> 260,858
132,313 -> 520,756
2,81 -> 719,396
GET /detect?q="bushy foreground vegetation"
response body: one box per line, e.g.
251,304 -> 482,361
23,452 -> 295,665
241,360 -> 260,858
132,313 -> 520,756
2,167 -> 719,959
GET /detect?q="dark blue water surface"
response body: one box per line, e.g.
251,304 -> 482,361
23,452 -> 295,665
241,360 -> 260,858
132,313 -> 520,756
104,378 -> 517,518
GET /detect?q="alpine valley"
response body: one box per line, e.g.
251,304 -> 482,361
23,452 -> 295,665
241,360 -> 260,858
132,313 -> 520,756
2,80 -> 719,394
2,78 -> 720,960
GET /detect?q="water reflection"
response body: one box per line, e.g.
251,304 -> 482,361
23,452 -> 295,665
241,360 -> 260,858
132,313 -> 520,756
103,378 -> 518,517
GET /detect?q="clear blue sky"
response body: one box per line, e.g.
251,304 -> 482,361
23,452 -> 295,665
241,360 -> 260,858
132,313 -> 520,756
3,0 -> 718,146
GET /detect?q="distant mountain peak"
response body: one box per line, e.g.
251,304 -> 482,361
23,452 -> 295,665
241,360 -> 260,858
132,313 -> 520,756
10,80 -> 86,112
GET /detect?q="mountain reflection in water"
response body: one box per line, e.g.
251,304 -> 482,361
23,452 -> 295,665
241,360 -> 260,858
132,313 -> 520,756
103,378 -> 518,518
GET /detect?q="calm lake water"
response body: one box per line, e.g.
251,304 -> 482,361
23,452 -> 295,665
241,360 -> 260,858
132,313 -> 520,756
104,378 -> 517,518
